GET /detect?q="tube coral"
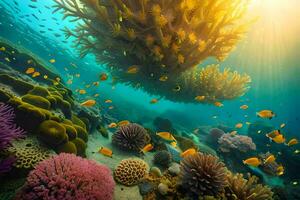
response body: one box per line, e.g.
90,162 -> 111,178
53,0 -> 252,103
16,153 -> 115,200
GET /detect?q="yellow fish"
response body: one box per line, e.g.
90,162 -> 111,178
256,110 -> 275,119
214,101 -> 223,107
159,75 -> 168,82
49,59 -> 56,63
266,130 -> 281,139
94,93 -> 100,97
181,148 -> 197,157
272,134 -> 285,144
240,105 -> 249,110
156,132 -> 176,141
98,147 -> 113,157
277,165 -> 284,176
243,157 -> 261,167
43,75 -> 48,79
105,99 -> 112,103
32,72 -> 40,78
93,81 -> 99,86
0,47 -> 6,51
108,122 -> 117,128
150,98 -> 158,104
280,123 -> 286,128
264,154 -> 275,164
80,100 -> 96,107
246,122 -> 251,125
117,120 -> 130,127
235,123 -> 243,129
170,141 -> 177,148
141,144 -> 153,153
127,65 -> 139,74
286,138 -> 298,146
194,96 -> 205,101
25,67 -> 35,74
78,89 -> 86,94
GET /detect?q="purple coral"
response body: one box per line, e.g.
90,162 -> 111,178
0,103 -> 25,150
16,153 -> 115,200
218,133 -> 256,153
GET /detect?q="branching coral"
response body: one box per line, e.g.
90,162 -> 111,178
180,152 -> 227,197
225,173 -> 273,200
53,0 -> 252,103
16,153 -> 115,200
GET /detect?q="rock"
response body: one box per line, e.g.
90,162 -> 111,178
158,183 -> 169,195
138,181 -> 156,195
149,166 -> 162,177
168,162 -> 181,176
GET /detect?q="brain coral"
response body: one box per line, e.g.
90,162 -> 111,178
180,152 -> 227,197
112,123 -> 150,152
218,133 -> 256,153
54,0 -> 252,103
16,153 -> 115,200
114,158 -> 148,186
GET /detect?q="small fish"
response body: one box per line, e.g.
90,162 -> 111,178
100,73 -> 108,81
214,101 -> 223,107
32,71 -> 40,77
25,67 -> 35,74
159,75 -> 168,81
93,81 -> 99,86
276,165 -> 284,176
230,131 -> 237,136
246,122 -> 251,125
156,132 -> 176,141
181,148 -> 197,157
67,79 -> 73,85
292,181 -> 298,185
235,123 -> 243,129
85,84 -> 91,88
4,57 -> 10,62
108,106 -> 114,110
98,147 -> 113,157
80,100 -> 96,107
172,85 -> 181,92
286,138 -> 298,146
150,98 -> 158,104
127,65 -> 139,74
266,130 -> 281,139
257,130 -> 262,134
272,134 -> 285,144
141,144 -> 153,153
256,110 -> 275,119
280,123 -> 286,128
94,93 -> 100,97
170,141 -> 177,147
194,95 -> 205,101
243,157 -> 261,167
117,120 -> 130,127
294,149 -> 300,154
264,154 -> 275,164
0,47 -> 5,51
43,75 -> 48,79
240,105 -> 249,110
105,99 -> 112,103
78,89 -> 86,94
49,59 -> 55,63
75,73 -> 80,78
108,122 -> 117,128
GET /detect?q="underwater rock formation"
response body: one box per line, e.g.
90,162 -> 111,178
218,133 -> 256,153
53,0 -> 251,103
112,123 -> 150,152
179,152 -> 227,197
114,158 -> 148,186
16,153 -> 115,200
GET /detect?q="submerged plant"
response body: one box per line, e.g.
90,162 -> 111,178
53,0 -> 252,103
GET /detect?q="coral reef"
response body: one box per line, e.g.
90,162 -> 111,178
112,123 -> 150,152
114,158 -> 148,186
206,128 -> 225,146
16,153 -> 115,200
180,153 -> 227,197
0,156 -> 16,175
153,150 -> 172,168
175,135 -> 198,151
218,133 -> 256,153
225,173 -> 273,200
258,152 -> 281,176
53,0 -> 252,103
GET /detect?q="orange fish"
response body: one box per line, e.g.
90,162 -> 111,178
277,165 -> 284,176
105,99 -> 112,103
127,65 -> 139,74
25,67 -> 35,74
243,157 -> 261,167
272,134 -> 285,144
108,122 -> 117,128
93,81 -> 99,86
266,130 -> 281,138
80,100 -> 96,107
240,105 -> 249,110
159,75 -> 168,82
150,98 -> 158,104
98,147 -> 113,157
141,144 -> 153,153
117,120 -> 130,127
214,102 -> 223,107
286,138 -> 298,146
32,71 -> 40,78
78,89 -> 86,94
235,123 -> 243,129
256,110 -> 275,119
156,132 -> 176,141
100,73 -> 108,81
181,148 -> 197,157
264,154 -> 275,164
194,96 -> 205,101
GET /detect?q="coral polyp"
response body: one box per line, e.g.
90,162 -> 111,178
53,0 -> 252,103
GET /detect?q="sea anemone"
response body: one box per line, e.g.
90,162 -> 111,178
16,153 -> 115,200
180,152 -> 227,197
112,123 -> 150,152
153,150 -> 172,168
0,103 -> 25,150
225,173 -> 273,200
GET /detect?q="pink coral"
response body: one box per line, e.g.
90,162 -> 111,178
218,133 -> 256,153
16,153 -> 115,200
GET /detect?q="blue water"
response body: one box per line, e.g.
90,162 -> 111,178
1,0 -> 299,137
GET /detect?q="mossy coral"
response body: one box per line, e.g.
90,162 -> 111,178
74,125 -> 88,142
71,138 -> 87,156
54,0 -> 252,103
21,94 -> 51,110
0,74 -> 33,95
114,158 -> 148,186
62,124 -> 77,140
56,141 -> 77,154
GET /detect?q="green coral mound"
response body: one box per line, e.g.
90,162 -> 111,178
62,124 -> 78,140
21,94 -> 51,110
37,120 -> 68,147
56,141 -> 77,154
74,125 -> 88,142
71,138 -> 87,156
28,86 -> 50,97
0,74 -> 34,95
